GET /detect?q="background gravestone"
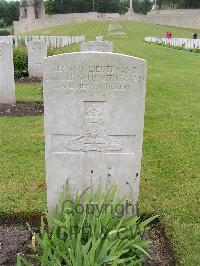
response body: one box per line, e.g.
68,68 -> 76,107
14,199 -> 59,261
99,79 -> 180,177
96,36 -> 103,42
0,41 -> 15,104
27,40 -> 47,78
81,41 -> 112,52
0,36 -> 13,44
43,52 -> 147,212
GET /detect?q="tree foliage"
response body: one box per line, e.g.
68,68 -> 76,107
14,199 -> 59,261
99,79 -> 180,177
44,0 -> 129,14
0,0 -> 19,26
155,0 -> 200,9
133,0 -> 153,14
44,0 -> 200,14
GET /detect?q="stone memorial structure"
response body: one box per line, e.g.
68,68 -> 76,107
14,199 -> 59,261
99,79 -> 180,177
43,52 -> 147,212
27,40 -> 47,78
127,0 -> 134,14
0,42 -> 15,103
81,41 -> 113,52
19,0 -> 45,21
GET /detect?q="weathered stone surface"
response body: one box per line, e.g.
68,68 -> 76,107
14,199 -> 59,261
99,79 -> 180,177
81,41 -> 112,52
43,52 -> 147,212
0,41 -> 15,104
27,40 -> 47,78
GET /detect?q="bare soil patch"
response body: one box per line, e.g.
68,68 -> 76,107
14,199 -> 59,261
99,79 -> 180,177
16,77 -> 42,84
0,222 -> 177,266
144,225 -> 177,266
0,102 -> 43,117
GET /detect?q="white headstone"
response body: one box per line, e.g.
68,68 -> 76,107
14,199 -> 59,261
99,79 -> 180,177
24,36 -> 28,46
96,36 -> 103,42
0,36 -> 13,44
0,41 -> 15,103
43,52 -> 147,212
46,36 -> 50,47
27,40 -> 47,78
81,41 -> 113,52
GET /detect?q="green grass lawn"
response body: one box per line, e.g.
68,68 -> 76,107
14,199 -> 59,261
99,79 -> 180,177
0,116 -> 45,216
29,21 -> 109,41
1,21 -> 200,265
16,82 -> 42,102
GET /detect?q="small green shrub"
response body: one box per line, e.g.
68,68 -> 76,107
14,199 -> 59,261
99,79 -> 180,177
193,48 -> 200,53
47,47 -> 54,56
17,183 -> 156,265
18,39 -> 26,46
0,29 -> 10,36
177,46 -> 184,51
13,47 -> 28,79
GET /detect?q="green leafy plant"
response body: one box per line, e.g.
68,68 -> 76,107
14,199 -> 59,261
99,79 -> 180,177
47,47 -> 55,56
17,183 -> 156,265
13,47 -> 28,79
193,48 -> 200,53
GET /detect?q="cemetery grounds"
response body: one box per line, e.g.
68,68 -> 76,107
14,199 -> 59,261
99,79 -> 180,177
0,21 -> 200,265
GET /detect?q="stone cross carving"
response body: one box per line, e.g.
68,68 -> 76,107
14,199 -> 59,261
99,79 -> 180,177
130,0 -> 132,9
128,0 -> 134,13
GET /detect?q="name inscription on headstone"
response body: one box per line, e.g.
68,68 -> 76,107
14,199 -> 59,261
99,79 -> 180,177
44,64 -> 144,97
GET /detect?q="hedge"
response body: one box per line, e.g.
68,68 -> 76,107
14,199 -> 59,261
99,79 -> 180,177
13,47 -> 28,79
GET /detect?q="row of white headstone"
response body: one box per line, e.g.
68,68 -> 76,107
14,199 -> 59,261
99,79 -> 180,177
1,37 -> 147,214
0,37 -> 113,102
28,38 -> 113,78
144,37 -> 200,50
0,35 -> 85,48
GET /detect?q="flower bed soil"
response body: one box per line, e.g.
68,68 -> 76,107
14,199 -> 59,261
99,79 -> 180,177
0,221 -> 177,266
0,102 -> 43,117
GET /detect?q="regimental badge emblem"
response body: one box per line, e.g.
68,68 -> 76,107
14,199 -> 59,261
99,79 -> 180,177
65,105 -> 123,152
